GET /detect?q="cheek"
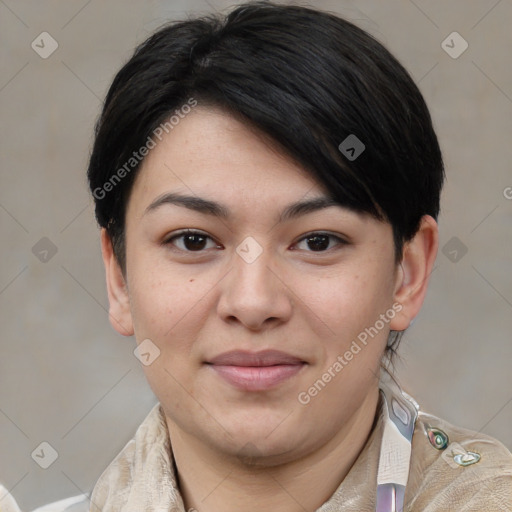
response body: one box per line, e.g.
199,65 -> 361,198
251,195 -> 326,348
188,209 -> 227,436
128,266 -> 208,398
293,264 -> 395,364
300,268 -> 387,330
126,249 -> 207,335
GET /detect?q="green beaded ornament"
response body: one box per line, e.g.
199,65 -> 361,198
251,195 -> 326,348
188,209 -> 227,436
426,426 -> 449,450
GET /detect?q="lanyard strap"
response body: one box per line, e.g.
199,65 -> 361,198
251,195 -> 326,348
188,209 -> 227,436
375,370 -> 419,512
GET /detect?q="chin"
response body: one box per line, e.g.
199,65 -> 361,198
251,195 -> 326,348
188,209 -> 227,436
215,420 -> 304,462
231,434 -> 314,468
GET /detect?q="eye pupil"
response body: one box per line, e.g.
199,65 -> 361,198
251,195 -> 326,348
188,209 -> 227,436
184,233 -> 207,251
307,235 -> 330,251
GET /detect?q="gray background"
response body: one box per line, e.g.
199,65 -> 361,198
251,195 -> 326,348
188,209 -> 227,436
1,0 -> 511,509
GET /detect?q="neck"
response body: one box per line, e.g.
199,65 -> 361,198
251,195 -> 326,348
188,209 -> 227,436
166,386 -> 381,512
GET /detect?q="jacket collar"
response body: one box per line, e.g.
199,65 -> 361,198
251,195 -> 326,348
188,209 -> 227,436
91,378 -> 390,511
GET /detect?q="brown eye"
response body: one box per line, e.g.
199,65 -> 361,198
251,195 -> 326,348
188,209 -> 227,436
165,230 -> 218,252
294,232 -> 348,252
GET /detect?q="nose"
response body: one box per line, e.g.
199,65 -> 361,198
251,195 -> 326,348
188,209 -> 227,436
216,240 -> 293,331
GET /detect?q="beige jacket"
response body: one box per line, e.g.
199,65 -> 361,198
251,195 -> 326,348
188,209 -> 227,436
2,382 -> 511,511
88,389 -> 512,511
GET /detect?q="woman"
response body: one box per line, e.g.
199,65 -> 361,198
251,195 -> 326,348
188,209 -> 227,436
3,1 -> 510,511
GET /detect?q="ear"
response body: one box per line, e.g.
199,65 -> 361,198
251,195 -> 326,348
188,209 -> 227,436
100,228 -> 134,336
389,215 -> 439,331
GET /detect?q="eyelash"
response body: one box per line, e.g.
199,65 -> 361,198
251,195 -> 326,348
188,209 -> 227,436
163,229 -> 348,254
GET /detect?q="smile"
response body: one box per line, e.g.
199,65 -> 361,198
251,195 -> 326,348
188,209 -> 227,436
205,350 -> 307,391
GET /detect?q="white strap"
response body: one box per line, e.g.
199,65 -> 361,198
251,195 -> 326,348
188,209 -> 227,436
375,370 -> 419,512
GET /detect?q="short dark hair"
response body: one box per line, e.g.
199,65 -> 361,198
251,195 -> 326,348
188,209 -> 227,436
87,1 -> 444,360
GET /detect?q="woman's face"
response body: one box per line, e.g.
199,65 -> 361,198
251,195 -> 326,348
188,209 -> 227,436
116,106 -> 404,463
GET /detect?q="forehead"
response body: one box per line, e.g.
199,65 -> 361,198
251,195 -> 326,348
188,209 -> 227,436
127,106 -> 327,213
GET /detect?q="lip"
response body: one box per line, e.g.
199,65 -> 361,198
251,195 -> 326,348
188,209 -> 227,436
206,350 -> 307,391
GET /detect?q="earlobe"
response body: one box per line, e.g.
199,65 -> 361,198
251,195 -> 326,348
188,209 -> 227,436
100,229 -> 134,336
389,215 -> 439,331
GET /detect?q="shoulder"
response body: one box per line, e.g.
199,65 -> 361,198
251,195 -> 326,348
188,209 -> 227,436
89,401 -> 171,510
405,409 -> 512,511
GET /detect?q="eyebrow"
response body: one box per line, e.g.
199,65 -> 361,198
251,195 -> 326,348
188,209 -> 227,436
143,192 -> 343,223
